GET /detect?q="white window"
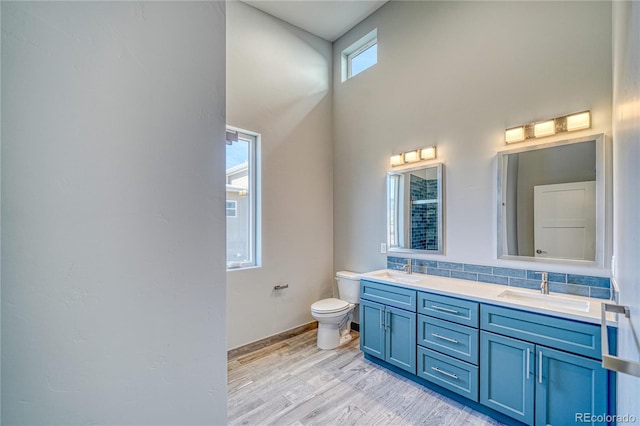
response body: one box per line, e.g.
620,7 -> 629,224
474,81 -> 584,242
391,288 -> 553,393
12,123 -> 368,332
342,29 -> 377,81
226,127 -> 260,269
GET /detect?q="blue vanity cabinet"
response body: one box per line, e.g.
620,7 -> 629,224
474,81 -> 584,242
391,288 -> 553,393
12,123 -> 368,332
360,299 -> 385,359
417,292 -> 479,328
416,292 -> 480,401
417,346 -> 479,401
359,278 -> 615,426
535,346 -> 608,426
480,304 -> 612,426
418,315 -> 479,364
386,305 -> 417,373
480,331 -> 535,424
360,280 -> 417,374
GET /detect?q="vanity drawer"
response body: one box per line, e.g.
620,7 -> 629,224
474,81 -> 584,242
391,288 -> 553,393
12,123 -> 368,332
417,346 -> 479,402
360,280 -> 416,312
418,292 -> 479,327
418,315 -> 479,365
480,304 -> 601,359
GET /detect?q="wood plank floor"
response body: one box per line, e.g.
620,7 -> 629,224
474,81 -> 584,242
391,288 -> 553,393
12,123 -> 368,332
228,329 -> 505,426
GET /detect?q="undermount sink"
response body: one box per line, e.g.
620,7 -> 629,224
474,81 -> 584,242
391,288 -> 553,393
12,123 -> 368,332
497,289 -> 590,312
369,270 -> 422,283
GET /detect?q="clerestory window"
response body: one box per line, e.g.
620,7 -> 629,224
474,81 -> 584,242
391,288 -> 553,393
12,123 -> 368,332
342,29 -> 378,81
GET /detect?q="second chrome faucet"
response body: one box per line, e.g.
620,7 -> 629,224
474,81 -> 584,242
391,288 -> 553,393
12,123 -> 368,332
402,258 -> 413,274
535,271 -> 549,294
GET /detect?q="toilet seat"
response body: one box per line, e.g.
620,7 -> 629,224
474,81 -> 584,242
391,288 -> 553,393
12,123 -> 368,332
311,298 -> 350,314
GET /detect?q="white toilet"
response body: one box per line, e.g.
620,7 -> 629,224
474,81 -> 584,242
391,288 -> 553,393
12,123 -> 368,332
311,271 -> 361,350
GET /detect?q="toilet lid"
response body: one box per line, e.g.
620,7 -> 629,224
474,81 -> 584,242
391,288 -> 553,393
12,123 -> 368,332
311,298 -> 350,314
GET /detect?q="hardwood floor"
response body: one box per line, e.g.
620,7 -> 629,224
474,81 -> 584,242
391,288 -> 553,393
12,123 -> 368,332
228,329 -> 505,426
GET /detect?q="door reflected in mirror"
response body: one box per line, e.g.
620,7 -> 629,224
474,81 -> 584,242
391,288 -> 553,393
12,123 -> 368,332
387,164 -> 444,254
497,134 -> 609,266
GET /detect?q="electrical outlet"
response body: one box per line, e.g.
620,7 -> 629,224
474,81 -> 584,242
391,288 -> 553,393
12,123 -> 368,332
380,243 -> 387,254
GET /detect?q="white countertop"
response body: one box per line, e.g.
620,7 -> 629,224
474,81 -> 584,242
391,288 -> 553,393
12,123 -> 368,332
359,269 -> 617,327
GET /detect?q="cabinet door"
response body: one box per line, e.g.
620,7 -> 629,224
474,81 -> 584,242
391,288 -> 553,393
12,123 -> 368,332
480,331 -> 535,425
385,306 -> 416,374
360,300 -> 385,359
535,346 -> 608,426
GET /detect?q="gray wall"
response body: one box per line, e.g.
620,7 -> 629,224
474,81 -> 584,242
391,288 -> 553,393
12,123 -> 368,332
226,2 -> 334,350
612,0 -> 640,420
333,1 -> 612,276
1,2 -> 227,424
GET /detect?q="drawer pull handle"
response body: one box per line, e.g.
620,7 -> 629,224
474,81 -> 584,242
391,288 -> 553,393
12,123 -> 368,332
432,366 -> 458,380
432,333 -> 459,344
431,305 -> 459,314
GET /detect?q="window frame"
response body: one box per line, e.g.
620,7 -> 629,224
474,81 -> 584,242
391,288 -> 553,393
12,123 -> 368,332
226,200 -> 238,218
226,126 -> 261,270
346,38 -> 377,79
342,28 -> 378,81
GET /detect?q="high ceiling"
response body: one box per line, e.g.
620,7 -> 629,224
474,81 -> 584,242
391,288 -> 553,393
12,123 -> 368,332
241,0 -> 388,42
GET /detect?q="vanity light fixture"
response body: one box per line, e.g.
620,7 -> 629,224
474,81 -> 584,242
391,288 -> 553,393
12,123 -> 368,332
403,149 -> 420,163
505,110 -> 591,144
566,111 -> 591,131
505,127 -> 526,144
533,119 -> 556,138
390,153 -> 404,167
420,146 -> 437,160
390,146 -> 437,167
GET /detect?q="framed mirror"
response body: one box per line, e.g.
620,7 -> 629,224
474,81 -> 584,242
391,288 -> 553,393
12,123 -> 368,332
497,134 -> 609,267
387,163 -> 444,254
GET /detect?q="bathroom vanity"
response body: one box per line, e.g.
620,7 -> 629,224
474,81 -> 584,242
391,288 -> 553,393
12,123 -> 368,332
359,270 -> 617,426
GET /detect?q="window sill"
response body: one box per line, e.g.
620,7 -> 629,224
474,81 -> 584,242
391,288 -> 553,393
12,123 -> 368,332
227,264 -> 261,272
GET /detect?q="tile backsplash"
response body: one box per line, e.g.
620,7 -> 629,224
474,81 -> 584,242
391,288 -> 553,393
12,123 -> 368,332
409,175 -> 438,251
387,256 -> 611,300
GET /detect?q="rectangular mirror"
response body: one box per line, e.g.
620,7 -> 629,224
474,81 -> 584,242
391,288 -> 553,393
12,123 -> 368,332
497,134 -> 609,267
387,163 -> 444,254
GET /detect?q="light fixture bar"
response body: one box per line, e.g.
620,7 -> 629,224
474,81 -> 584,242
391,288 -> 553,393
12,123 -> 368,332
390,145 -> 437,167
504,110 -> 591,144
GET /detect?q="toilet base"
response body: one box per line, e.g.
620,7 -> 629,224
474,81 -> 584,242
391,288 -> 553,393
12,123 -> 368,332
315,309 -> 354,350
317,324 -> 352,350
339,330 -> 353,345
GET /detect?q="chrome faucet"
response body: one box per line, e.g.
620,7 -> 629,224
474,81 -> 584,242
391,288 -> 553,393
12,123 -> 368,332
402,258 -> 413,274
536,272 -> 549,294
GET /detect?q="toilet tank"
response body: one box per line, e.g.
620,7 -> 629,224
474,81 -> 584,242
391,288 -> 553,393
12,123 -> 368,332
335,271 -> 361,304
